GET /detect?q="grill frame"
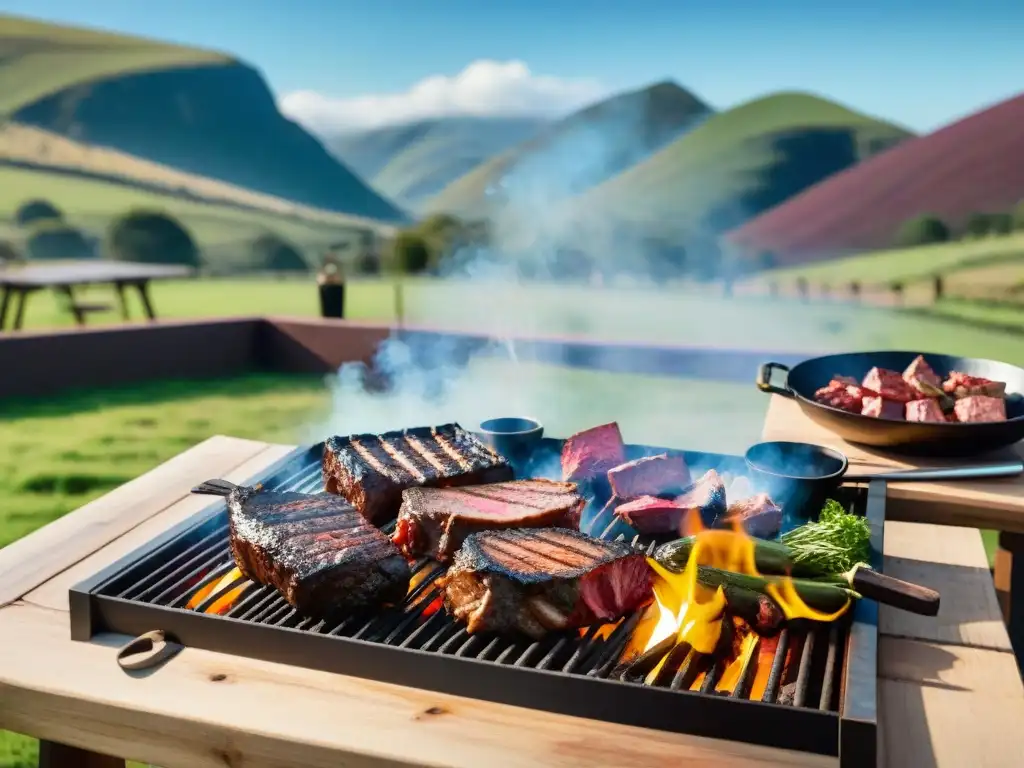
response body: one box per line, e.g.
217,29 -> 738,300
70,439 -> 881,765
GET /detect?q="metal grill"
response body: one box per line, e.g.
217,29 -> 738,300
71,441 -> 881,766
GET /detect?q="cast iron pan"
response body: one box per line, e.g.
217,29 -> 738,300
756,351 -> 1024,457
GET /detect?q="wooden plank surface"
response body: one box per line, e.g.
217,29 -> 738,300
762,395 -> 1024,531
0,602 -> 831,768
879,522 -> 1011,650
878,638 -> 1024,768
0,435 -> 275,609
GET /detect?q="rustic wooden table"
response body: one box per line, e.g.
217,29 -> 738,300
0,434 -> 1021,767
763,394 -> 1024,660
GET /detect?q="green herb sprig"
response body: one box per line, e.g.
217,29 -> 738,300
779,499 -> 871,574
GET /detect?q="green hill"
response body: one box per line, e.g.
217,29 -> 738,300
330,117 -> 547,208
1,14 -> 406,223
565,92 -> 912,237
423,81 -> 712,217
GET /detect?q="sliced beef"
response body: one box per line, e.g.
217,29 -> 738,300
903,355 -> 943,395
440,528 -> 652,638
323,423 -> 512,524
943,372 -> 1007,399
608,453 -> 692,499
862,368 -> 918,404
722,493 -> 783,538
862,396 -> 904,420
953,395 -> 1007,423
614,469 -> 727,533
192,480 -> 410,618
392,479 -> 584,562
561,422 -> 626,482
906,398 -> 946,423
675,469 -> 728,529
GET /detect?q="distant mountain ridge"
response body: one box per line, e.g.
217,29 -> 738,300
329,116 -> 548,208
423,81 -> 713,217
2,14 -> 407,223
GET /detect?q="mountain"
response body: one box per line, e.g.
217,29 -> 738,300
0,14 -> 406,223
726,92 -> 1024,265
423,81 -> 712,217
565,92 -> 913,239
329,116 -> 547,208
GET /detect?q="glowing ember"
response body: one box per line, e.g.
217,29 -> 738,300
715,631 -> 758,694
187,567 -> 247,614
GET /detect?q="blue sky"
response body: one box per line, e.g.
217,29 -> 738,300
8,0 -> 1024,133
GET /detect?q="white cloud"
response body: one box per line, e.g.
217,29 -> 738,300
279,60 -> 605,134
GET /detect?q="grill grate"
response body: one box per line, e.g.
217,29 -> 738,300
71,440 -> 881,765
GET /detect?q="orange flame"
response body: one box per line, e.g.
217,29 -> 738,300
186,567 -> 247,615
715,631 -> 758,694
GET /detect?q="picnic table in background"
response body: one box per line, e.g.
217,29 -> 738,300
0,261 -> 194,331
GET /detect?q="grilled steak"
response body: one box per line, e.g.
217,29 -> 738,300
608,453 -> 692,499
561,422 -> 626,482
440,528 -> 652,639
323,423 -> 513,524
392,479 -> 585,562
192,479 -> 410,617
722,493 -> 783,538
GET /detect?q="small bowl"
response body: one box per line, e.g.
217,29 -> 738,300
744,441 -> 849,518
478,417 -> 544,464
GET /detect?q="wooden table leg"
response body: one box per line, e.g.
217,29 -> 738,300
38,740 -> 125,768
997,532 -> 1024,667
0,285 -> 11,330
135,281 -> 156,320
12,287 -> 30,330
114,281 -> 130,320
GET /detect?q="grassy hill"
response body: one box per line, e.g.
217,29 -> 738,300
330,117 -> 547,208
727,92 -> 1024,264
423,81 -> 711,217
565,92 -> 912,239
1,14 -> 406,224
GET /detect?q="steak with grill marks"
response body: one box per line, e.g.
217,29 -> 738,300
439,528 -> 653,639
323,423 -> 513,525
392,479 -> 584,562
192,479 -> 410,618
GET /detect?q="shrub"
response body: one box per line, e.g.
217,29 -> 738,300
894,215 -> 949,247
25,222 -> 96,260
986,212 -> 1014,235
393,230 -> 432,274
964,212 -> 996,238
108,210 -> 201,267
250,233 -> 309,272
14,199 -> 63,227
1014,200 -> 1024,231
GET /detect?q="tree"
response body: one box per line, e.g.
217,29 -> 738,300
108,210 -> 201,267
986,212 -> 1014,236
25,223 -> 96,261
417,212 -> 466,257
393,230 -> 432,274
14,199 -> 63,227
964,212 -> 995,238
250,233 -> 309,272
894,215 -> 949,247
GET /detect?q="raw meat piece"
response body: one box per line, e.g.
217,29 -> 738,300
392,479 -> 584,561
905,399 -> 946,423
814,379 -> 872,413
902,355 -> 943,395
608,453 -> 692,499
722,494 -> 784,538
322,423 -> 512,524
561,422 -> 626,482
613,495 -> 688,533
862,396 -> 905,420
943,372 -> 1007,399
953,396 -> 1007,423
862,368 -> 918,403
191,480 -> 410,617
440,528 -> 652,638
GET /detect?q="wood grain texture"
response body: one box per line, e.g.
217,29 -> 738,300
879,522 -> 1011,650
762,396 -> 1024,531
878,638 -> 1024,768
23,442 -> 298,612
0,435 -> 274,608
0,602 -> 832,768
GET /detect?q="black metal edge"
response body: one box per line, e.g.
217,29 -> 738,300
838,479 -> 883,768
68,443 -> 314,640
88,593 -> 841,756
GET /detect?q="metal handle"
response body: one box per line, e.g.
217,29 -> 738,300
756,362 -> 795,398
845,461 -> 1024,483
117,630 -> 184,672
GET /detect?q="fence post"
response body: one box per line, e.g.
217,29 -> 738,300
796,277 -> 809,301
891,281 -> 905,305
850,281 -> 861,301
933,275 -> 944,302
